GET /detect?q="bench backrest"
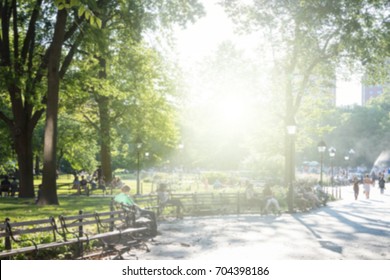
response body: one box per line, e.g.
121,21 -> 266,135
0,217 -> 58,250
58,209 -> 134,239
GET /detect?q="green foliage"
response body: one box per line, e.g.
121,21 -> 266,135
0,124 -> 14,174
324,93 -> 390,168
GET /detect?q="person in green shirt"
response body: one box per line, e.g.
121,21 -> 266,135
114,185 -> 157,236
114,189 -> 136,205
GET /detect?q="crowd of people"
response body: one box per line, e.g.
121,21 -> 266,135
352,171 -> 387,200
244,180 -> 330,214
294,183 -> 329,211
71,173 -> 125,195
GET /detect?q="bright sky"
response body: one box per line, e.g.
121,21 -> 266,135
175,0 -> 362,106
175,1 -> 236,64
336,77 -> 362,106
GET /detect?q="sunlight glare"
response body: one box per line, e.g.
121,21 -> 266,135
214,96 -> 253,131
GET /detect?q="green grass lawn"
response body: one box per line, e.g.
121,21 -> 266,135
0,174 -> 155,222
0,196 -> 113,222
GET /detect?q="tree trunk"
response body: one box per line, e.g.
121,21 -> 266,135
38,8 -> 67,205
285,72 -> 296,213
98,95 -> 113,184
35,154 -> 40,175
6,86 -> 42,198
14,127 -> 35,198
96,57 -> 113,184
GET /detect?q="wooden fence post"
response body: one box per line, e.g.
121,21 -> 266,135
110,200 -> 115,231
78,210 -> 83,257
4,218 -> 11,250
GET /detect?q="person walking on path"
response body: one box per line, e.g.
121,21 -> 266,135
363,174 -> 373,199
378,172 -> 386,195
352,177 -> 360,200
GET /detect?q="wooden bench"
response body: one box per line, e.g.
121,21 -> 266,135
0,217 -> 76,259
0,208 -> 150,260
135,192 -> 264,217
188,192 -> 241,215
134,194 -> 160,213
58,209 -> 150,259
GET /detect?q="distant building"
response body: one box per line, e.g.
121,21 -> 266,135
361,84 -> 384,105
361,59 -> 390,105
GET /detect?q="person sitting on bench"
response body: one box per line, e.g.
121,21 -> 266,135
245,181 -> 263,210
0,175 -> 11,197
114,185 -> 157,236
157,183 -> 185,219
262,185 -> 281,215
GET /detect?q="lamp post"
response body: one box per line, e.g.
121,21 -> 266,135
348,149 -> 355,176
136,141 -> 142,195
317,141 -> 327,188
329,147 -> 336,195
286,123 -> 296,213
344,155 -> 349,182
344,148 -> 355,186
143,152 -> 150,193
178,143 -> 184,172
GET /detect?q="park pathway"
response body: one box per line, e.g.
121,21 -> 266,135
123,185 -> 390,260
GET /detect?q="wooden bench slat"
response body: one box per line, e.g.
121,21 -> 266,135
90,227 -> 148,241
5,218 -> 54,227
60,220 -> 99,228
60,212 -> 97,220
60,210 -> 126,221
6,225 -> 56,236
0,238 -> 89,258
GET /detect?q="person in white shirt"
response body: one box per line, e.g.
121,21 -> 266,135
157,183 -> 184,218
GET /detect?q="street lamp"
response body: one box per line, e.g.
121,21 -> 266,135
348,149 -> 355,172
142,151 -> 150,194
344,155 -> 349,181
178,143 -> 184,172
345,148 -> 355,183
287,122 -> 296,213
136,141 -> 142,195
328,147 -> 336,189
317,140 -> 327,188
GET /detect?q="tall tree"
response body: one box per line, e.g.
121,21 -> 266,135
38,1 -> 101,204
72,0 -> 204,183
0,0 -> 99,200
0,0 -> 45,197
39,7 -> 68,205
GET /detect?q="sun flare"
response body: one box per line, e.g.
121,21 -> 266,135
211,96 -> 257,134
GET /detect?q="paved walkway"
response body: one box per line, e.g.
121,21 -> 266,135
124,185 -> 389,260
